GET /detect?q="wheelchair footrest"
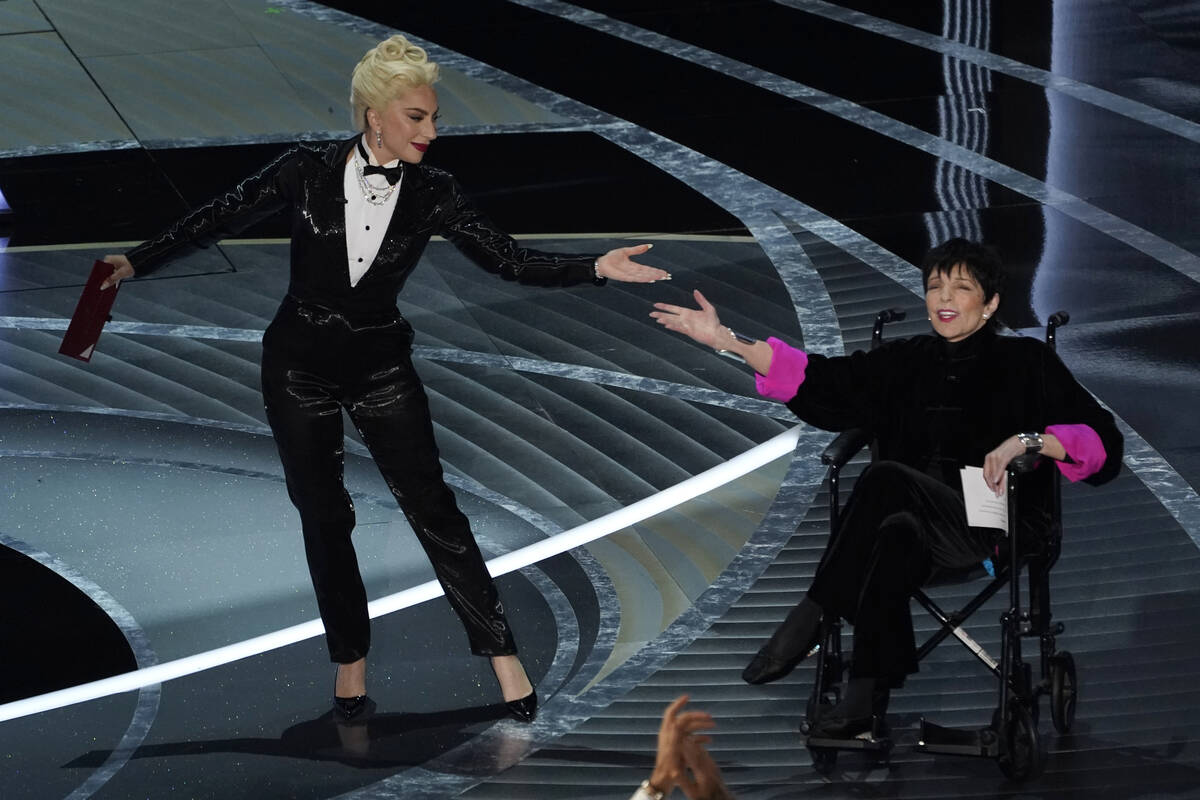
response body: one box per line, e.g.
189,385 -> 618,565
805,717 -> 891,752
916,717 -> 1000,757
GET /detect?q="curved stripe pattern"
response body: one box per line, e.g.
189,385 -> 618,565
0,533 -> 160,800
511,0 -> 1200,285
0,316 -> 788,419
271,0 -> 1200,708
272,0 -> 846,359
0,400 -> 577,538
4,4 -> 1197,794
775,0 -> 1200,144
478,0 -> 1200,551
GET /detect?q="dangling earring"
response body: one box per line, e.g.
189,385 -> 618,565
375,129 -> 382,148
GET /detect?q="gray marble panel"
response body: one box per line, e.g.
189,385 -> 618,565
0,32 -> 133,151
36,0 -> 257,58
0,0 -> 50,35
228,0 -> 566,129
82,46 -> 334,141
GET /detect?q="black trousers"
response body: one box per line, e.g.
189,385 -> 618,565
807,460 -> 995,685
261,296 -> 517,664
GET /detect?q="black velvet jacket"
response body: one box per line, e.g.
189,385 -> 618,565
126,137 -> 602,315
786,326 -> 1123,534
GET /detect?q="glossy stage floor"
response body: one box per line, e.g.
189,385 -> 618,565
1,1 -> 1199,798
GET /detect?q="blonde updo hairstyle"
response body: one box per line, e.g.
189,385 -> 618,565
350,35 -> 440,131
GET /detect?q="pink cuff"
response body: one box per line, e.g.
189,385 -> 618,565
755,337 -> 808,401
1046,423 -> 1107,482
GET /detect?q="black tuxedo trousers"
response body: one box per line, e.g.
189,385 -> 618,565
261,295 -> 517,663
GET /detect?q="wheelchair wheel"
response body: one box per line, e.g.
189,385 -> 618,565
997,700 -> 1043,781
809,746 -> 838,776
1050,651 -> 1077,733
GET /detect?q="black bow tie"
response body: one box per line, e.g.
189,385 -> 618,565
363,162 -> 404,185
357,140 -> 404,185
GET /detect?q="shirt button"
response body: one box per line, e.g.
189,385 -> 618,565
365,225 -> 370,230
357,257 -> 363,262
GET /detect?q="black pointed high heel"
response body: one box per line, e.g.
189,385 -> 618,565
505,688 -> 538,724
334,694 -> 373,721
491,656 -> 538,723
333,664 -> 372,722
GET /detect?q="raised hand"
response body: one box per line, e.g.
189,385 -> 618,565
650,289 -> 726,350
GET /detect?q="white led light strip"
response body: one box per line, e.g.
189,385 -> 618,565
0,425 -> 801,723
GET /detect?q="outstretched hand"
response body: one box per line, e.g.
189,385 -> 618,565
650,289 -> 726,350
100,254 -> 134,290
596,243 -> 670,283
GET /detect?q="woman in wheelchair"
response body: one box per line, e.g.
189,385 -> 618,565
650,238 -> 1122,739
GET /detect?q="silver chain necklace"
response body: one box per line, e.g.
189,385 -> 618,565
354,152 -> 401,205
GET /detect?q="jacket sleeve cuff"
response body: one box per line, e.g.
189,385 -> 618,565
755,336 -> 808,401
1046,423 -> 1107,482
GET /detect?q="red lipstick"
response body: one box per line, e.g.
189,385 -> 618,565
412,143 -> 428,153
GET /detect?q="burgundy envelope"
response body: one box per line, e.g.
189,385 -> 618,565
59,260 -> 121,362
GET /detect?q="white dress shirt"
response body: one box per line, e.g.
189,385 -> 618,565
343,135 -> 402,287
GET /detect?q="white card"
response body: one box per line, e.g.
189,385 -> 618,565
960,466 -> 1009,532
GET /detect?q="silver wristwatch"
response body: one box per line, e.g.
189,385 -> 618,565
1016,431 -> 1044,455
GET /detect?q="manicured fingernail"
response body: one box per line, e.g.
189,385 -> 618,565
645,243 -> 654,249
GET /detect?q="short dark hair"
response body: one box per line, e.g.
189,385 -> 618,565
921,238 -> 1005,302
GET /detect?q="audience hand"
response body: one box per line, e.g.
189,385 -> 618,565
644,695 -> 732,800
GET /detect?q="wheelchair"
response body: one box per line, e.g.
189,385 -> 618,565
800,309 -> 1077,781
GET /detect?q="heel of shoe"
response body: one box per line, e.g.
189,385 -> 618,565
333,694 -> 373,722
505,689 -> 537,724
332,664 -> 373,722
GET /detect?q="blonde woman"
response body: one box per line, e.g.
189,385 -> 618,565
101,35 -> 667,722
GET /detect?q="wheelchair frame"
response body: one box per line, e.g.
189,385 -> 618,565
801,310 -> 1078,781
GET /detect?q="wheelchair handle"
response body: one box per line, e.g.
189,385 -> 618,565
872,308 -> 907,347
1046,310 -> 1069,351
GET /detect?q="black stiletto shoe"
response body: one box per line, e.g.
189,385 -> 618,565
505,688 -> 538,724
333,665 -> 373,722
333,694 -> 373,722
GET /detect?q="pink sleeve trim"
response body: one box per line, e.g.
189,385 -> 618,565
1046,423 -> 1107,482
755,337 -> 808,401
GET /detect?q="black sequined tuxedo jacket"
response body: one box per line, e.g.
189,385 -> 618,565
126,135 -> 601,306
124,136 -> 605,663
